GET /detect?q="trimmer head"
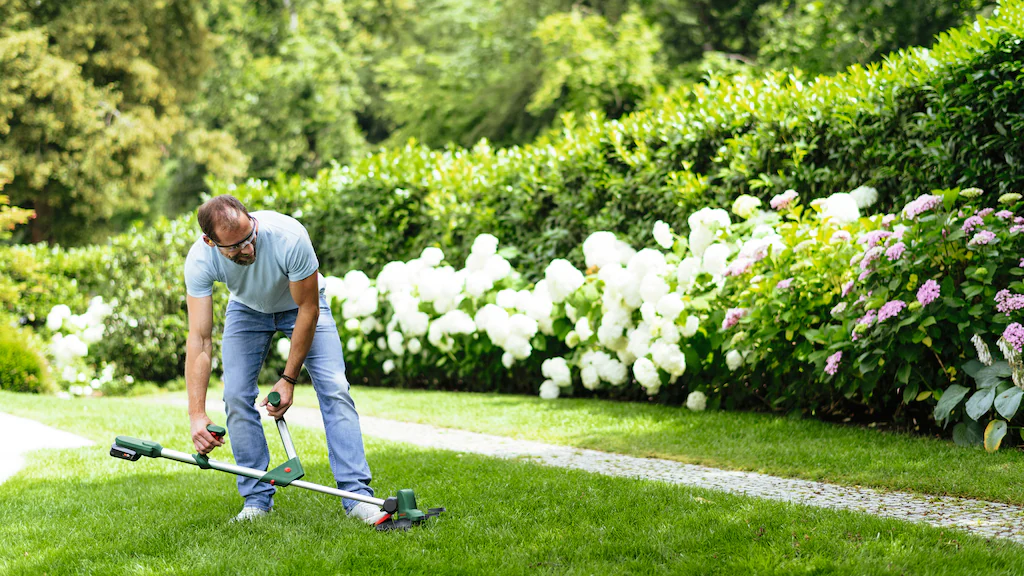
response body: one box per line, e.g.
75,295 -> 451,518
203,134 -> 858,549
373,489 -> 445,532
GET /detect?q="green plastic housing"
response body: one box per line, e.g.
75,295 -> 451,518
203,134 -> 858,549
114,436 -> 162,458
396,489 -> 425,521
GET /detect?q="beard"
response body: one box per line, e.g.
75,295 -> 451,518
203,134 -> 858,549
230,247 -> 256,266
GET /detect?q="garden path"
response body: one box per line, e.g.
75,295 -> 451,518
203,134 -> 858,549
0,411 -> 93,485
265,401 -> 1024,545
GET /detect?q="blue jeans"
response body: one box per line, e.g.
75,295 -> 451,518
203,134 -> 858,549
221,295 -> 373,512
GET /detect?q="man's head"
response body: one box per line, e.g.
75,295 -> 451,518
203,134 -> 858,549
198,195 -> 258,266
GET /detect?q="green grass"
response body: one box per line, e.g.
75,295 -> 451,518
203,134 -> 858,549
290,385 -> 1024,506
1,392 -> 1023,575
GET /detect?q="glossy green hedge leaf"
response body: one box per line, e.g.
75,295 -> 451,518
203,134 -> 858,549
953,421 -> 984,447
994,387 -> 1024,420
965,387 -> 996,420
973,361 -> 1013,388
962,360 -> 984,378
984,420 -> 1007,453
934,384 -> 970,423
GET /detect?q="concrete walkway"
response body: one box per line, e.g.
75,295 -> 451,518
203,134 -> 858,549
0,412 -> 94,485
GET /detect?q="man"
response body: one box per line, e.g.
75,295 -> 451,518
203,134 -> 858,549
183,194 -> 384,524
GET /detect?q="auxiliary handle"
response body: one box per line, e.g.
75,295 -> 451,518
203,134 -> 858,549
265,391 -> 297,458
207,424 -> 226,439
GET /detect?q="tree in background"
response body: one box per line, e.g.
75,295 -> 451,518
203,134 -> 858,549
0,166 -> 33,240
530,7 -> 663,122
157,0 -> 367,215
0,0 -> 211,244
755,0 -> 996,75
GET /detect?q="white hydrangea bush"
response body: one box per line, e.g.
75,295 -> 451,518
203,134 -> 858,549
44,296 -> 134,396
320,185 -> 878,406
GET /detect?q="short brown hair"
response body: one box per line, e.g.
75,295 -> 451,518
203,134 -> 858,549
197,195 -> 250,243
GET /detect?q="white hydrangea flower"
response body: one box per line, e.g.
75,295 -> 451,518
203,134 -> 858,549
383,359 -> 395,374
542,357 -> 572,387
687,208 -> 731,257
702,243 -> 731,277
575,317 -> 594,342
387,331 -> 405,356
632,356 -> 661,395
407,338 -> 422,354
346,338 -> 359,352
376,261 -> 410,295
276,338 -> 291,360
726,350 -> 743,371
583,231 -> 636,269
680,315 -> 700,338
850,185 -> 879,209
732,195 -> 762,219
539,379 -> 560,399
421,246 -> 445,267
639,274 -> 670,305
822,193 -> 861,224
650,341 -> 686,377
655,293 -> 685,321
472,233 -> 499,256
46,304 -> 72,331
502,352 -> 515,369
686,391 -> 707,411
653,221 -> 674,250
626,323 -> 653,359
544,259 -> 585,303
675,257 -> 701,290
581,365 -> 600,390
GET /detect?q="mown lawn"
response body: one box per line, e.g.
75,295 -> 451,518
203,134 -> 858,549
286,385 -> 1024,505
1,392 -> 1023,575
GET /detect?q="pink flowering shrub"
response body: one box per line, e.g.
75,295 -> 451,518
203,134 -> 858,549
717,186 -> 1024,449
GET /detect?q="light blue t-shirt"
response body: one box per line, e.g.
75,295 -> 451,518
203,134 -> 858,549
184,211 -> 325,313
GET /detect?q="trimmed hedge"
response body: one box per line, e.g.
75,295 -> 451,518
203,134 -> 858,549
0,322 -> 51,393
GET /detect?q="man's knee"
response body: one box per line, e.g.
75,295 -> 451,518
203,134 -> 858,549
224,387 -> 258,414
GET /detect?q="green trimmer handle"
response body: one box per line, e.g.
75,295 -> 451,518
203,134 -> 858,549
207,424 -> 226,439
268,391 -> 281,407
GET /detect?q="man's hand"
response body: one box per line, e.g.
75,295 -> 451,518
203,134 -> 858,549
261,379 -> 295,419
190,413 -> 224,455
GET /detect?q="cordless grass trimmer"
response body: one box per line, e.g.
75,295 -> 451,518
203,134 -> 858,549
109,391 -> 444,531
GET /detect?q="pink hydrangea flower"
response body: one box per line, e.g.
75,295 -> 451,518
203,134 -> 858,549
722,308 -> 748,330
917,279 -> 940,306
831,302 -> 847,317
1002,323 -> 1024,353
978,208 -> 995,218
776,278 -> 794,290
723,258 -> 755,277
825,351 -> 842,376
997,210 -> 1013,220
902,194 -> 942,219
961,215 -> 984,233
885,242 -> 906,261
860,246 -> 884,270
968,230 -> 997,246
858,230 -> 892,248
877,300 -> 906,322
996,290 -> 1024,315
770,189 -> 799,210
882,214 -> 897,227
842,280 -> 855,297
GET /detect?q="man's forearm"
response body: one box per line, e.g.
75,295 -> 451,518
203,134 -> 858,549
284,304 -> 319,378
185,336 -> 213,417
